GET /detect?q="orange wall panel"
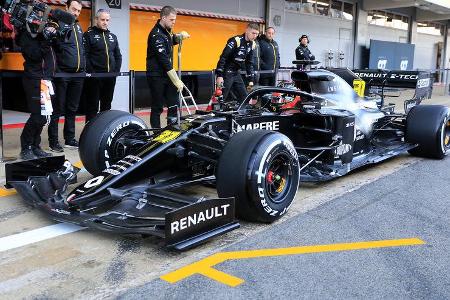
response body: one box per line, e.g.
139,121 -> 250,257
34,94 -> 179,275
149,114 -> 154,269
130,10 -> 248,71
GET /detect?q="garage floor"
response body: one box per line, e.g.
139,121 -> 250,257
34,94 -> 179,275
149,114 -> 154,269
0,88 -> 448,298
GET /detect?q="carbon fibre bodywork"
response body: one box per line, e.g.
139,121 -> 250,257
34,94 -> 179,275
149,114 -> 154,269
6,68 -> 439,249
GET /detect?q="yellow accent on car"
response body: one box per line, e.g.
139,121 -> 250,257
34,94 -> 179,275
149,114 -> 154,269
353,79 -> 366,97
153,130 -> 181,144
276,177 -> 286,193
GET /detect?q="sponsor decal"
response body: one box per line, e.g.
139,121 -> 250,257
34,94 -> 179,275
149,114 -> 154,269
400,59 -> 408,70
165,198 -> 236,246
377,59 -> 387,70
335,143 -> 352,156
355,72 -> 418,80
154,130 -> 181,144
170,204 -> 231,234
417,78 -> 430,88
236,120 -> 280,132
107,121 -> 145,146
103,155 -> 143,176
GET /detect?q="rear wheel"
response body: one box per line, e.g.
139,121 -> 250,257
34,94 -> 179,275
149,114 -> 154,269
406,105 -> 450,159
79,110 -> 148,175
216,130 -> 300,223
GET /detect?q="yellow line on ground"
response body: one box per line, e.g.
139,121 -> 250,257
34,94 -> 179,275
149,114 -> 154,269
0,188 -> 16,197
160,238 -> 425,287
73,161 -> 83,169
0,160 -> 83,198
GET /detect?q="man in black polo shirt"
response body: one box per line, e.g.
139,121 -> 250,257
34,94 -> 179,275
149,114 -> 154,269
258,27 -> 280,86
84,8 -> 122,122
146,5 -> 190,128
48,0 -> 85,152
216,23 -> 259,103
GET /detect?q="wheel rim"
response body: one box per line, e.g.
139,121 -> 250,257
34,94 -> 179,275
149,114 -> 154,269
110,128 -> 140,162
265,152 -> 295,204
441,118 -> 450,153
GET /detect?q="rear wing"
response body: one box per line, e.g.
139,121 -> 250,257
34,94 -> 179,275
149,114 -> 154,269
353,69 -> 433,100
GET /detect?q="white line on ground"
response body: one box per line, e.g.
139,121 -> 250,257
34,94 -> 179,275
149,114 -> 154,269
0,223 -> 85,252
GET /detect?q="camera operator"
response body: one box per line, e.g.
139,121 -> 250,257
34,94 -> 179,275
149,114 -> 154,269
48,0 -> 85,152
83,8 -> 122,123
16,25 -> 55,159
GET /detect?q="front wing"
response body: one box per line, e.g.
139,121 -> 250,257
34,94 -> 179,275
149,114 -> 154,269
6,157 -> 239,250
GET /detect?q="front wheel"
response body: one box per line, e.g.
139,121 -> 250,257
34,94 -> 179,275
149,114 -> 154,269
216,130 -> 300,223
79,110 -> 148,175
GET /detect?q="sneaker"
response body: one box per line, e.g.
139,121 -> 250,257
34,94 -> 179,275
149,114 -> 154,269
49,142 -> 64,153
32,146 -> 53,158
64,139 -> 79,148
20,146 -> 38,160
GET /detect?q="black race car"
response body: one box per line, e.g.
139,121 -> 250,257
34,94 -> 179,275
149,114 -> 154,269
7,67 -> 449,250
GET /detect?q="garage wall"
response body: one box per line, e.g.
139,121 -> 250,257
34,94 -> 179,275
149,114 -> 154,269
414,33 -> 444,70
277,11 -> 354,68
367,25 -> 408,43
129,10 -> 248,71
129,0 -> 265,18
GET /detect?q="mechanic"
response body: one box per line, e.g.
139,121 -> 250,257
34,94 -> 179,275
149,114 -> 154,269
48,0 -> 85,152
295,34 -> 315,61
16,27 -> 55,159
252,32 -> 261,84
258,27 -> 280,86
216,23 -> 259,103
146,5 -> 190,128
83,9 -> 122,123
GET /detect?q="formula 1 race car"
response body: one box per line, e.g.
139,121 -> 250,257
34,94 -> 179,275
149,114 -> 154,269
6,65 -> 450,250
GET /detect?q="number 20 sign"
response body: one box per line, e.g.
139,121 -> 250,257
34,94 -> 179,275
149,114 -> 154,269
105,0 -> 121,9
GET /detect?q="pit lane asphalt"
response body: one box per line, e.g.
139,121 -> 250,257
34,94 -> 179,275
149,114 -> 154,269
0,92 -> 449,299
119,155 -> 450,300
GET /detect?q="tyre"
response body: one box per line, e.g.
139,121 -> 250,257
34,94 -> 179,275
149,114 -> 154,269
216,130 -> 300,223
406,105 -> 450,159
79,110 -> 148,175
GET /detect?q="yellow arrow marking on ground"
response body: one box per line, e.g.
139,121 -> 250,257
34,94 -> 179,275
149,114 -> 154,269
161,238 -> 425,287
0,161 -> 83,197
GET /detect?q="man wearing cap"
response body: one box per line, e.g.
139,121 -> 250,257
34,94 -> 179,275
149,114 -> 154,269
295,34 -> 315,61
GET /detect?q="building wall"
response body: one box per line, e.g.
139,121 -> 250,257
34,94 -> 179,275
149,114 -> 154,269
279,11 -> 354,68
414,33 -> 444,70
367,25 -> 408,43
130,0 -> 265,18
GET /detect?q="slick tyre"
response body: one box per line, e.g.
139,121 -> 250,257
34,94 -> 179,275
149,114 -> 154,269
406,105 -> 450,159
79,110 -> 148,175
216,130 -> 300,223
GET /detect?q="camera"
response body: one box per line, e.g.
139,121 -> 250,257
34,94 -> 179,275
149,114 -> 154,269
1,0 -> 75,39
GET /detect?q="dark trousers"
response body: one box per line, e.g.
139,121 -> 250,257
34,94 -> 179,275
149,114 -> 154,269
146,76 -> 178,128
222,72 -> 247,103
259,74 -> 276,86
20,77 -> 47,150
48,77 -> 84,143
84,77 -> 117,123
